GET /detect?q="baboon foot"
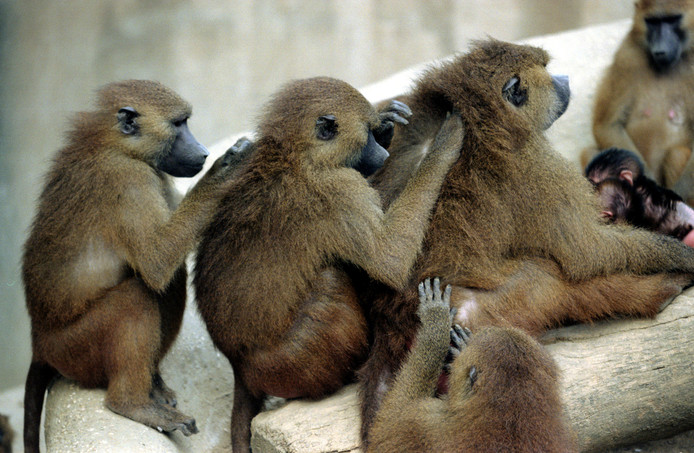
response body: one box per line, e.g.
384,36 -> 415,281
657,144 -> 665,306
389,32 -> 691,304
106,399 -> 199,436
151,373 -> 177,408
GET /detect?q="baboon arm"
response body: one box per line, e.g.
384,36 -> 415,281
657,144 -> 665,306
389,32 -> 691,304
553,221 -> 694,280
115,177 -> 219,292
339,114 -> 464,289
388,321 -> 450,403
593,85 -> 640,153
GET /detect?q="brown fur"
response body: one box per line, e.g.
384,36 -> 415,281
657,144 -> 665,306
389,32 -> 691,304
193,76 -> 463,452
22,80 -> 239,452
590,0 -> 694,203
359,39 -> 694,443
368,280 -> 575,453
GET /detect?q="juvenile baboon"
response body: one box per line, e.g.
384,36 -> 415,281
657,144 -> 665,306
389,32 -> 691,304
22,80 -> 244,453
586,147 -> 694,244
368,279 -> 575,453
193,76 -> 462,452
0,414 -> 13,453
591,0 -> 694,203
360,39 -> 694,442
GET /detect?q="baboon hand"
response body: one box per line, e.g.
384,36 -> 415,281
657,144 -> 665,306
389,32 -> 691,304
374,100 -> 412,148
417,277 -> 452,326
444,324 -> 472,373
207,136 -> 254,179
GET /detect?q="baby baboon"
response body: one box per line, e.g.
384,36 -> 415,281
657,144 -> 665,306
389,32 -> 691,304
193,76 -> 462,452
591,0 -> 694,203
367,279 -> 575,453
22,80 -> 243,452
360,39 -> 694,442
586,147 -> 694,244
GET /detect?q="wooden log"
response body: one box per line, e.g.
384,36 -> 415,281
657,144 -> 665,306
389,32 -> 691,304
250,289 -> 694,452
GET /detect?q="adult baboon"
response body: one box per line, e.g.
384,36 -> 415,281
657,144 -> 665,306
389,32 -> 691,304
591,0 -> 694,203
193,76 -> 462,453
360,39 -> 694,443
22,80 -> 244,452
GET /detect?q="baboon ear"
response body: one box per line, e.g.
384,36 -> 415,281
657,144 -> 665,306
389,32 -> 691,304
117,106 -> 140,135
316,115 -> 338,141
502,76 -> 527,107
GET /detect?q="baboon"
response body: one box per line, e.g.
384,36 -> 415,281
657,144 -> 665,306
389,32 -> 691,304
193,76 -> 463,452
359,39 -> 694,442
22,80 -> 245,453
586,147 -> 694,244
368,279 -> 575,453
0,414 -> 13,453
591,0 -> 694,203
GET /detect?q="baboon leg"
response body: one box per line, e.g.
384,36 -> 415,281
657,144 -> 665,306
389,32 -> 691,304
151,372 -> 177,408
451,258 -> 688,335
34,277 -> 196,435
100,279 -> 196,435
149,266 -> 187,408
241,284 -> 368,399
357,342 -> 397,446
230,371 -> 263,453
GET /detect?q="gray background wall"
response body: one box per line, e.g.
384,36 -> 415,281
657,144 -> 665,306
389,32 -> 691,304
0,0 -> 632,391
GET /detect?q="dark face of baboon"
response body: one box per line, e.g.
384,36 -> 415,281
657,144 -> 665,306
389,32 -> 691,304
633,0 -> 693,71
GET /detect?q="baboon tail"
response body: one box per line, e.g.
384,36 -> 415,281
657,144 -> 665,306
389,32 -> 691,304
23,361 -> 57,453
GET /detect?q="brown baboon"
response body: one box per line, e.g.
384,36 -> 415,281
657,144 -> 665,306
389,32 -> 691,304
586,147 -> 694,244
22,80 -> 245,453
368,279 -> 575,453
591,0 -> 694,203
0,414 -> 13,453
359,39 -> 694,443
193,76 -> 462,452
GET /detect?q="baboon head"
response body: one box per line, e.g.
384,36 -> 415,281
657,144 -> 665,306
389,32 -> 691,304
632,0 -> 694,72
257,76 -> 389,177
95,79 -> 209,177
428,40 -> 570,134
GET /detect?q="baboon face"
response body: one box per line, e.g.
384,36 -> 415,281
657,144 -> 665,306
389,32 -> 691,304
259,77 -> 389,176
498,57 -> 570,131
633,0 -> 694,71
100,80 -> 209,177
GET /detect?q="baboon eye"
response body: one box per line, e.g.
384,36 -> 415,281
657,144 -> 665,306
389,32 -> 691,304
117,106 -> 140,135
316,115 -> 338,141
502,76 -> 528,107
469,366 -> 478,387
173,117 -> 187,128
